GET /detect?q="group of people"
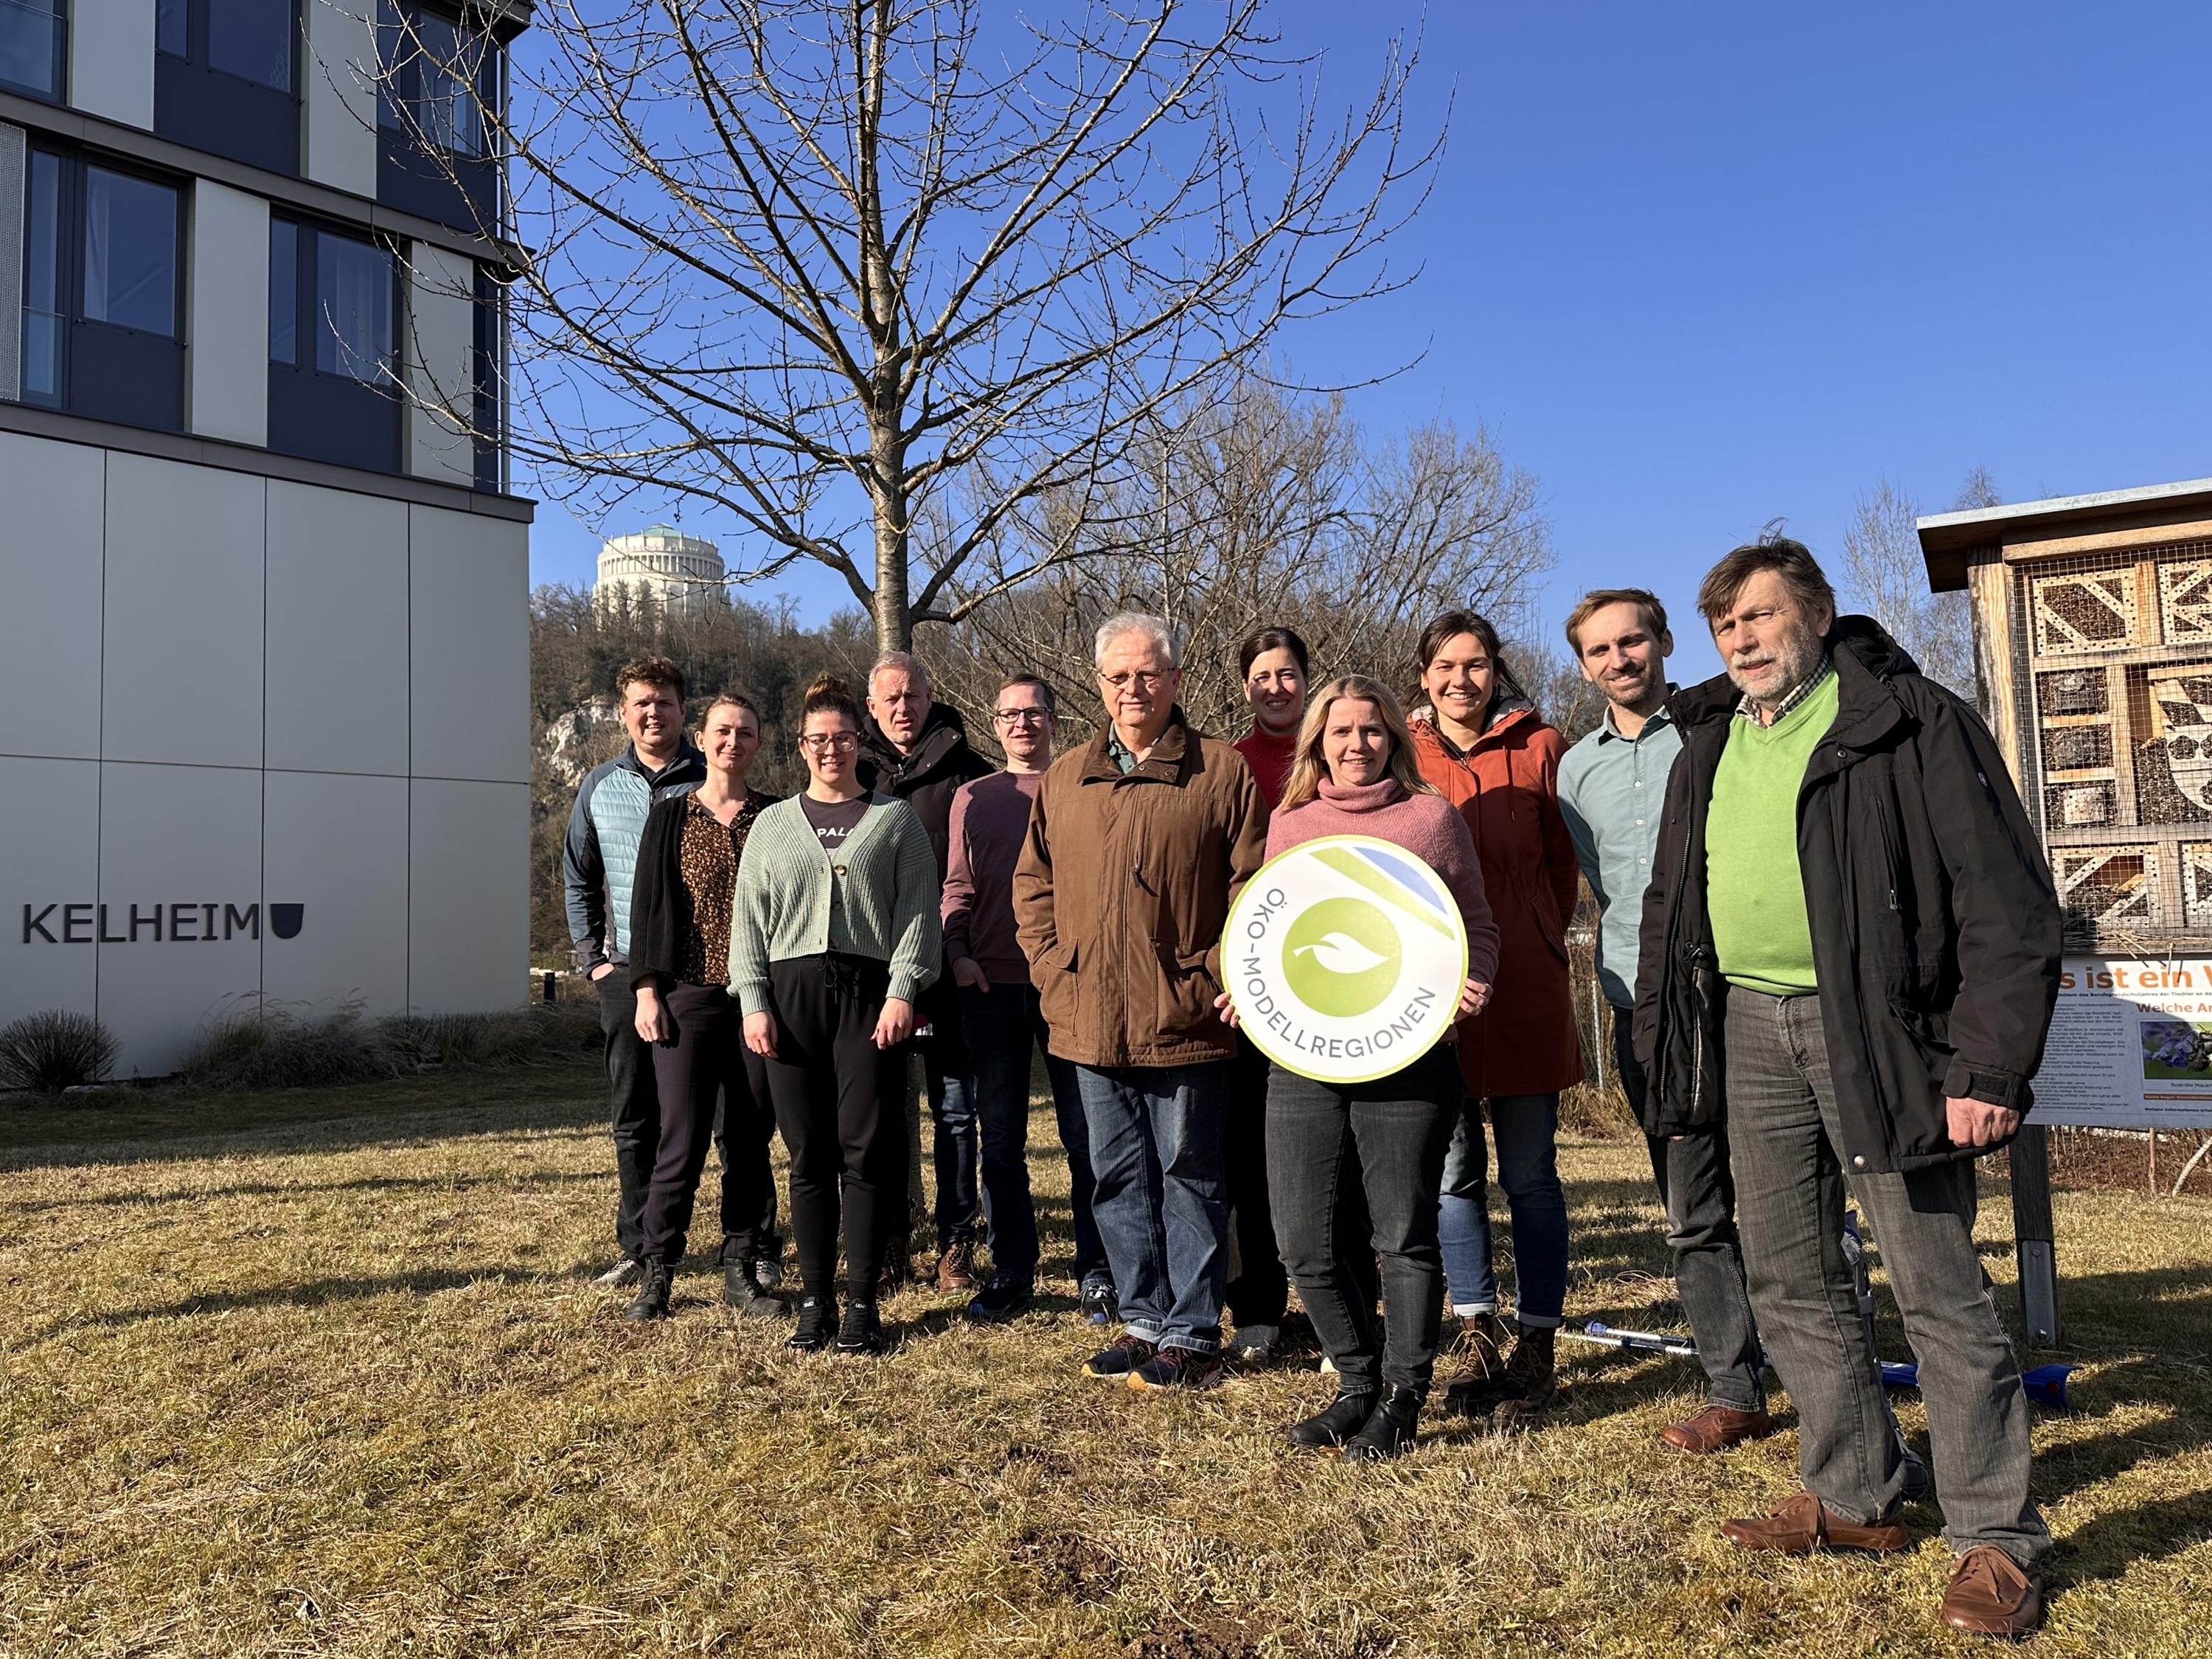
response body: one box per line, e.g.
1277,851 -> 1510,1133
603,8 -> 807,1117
563,532 -> 2061,1638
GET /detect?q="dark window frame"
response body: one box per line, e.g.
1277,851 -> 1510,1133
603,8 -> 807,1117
0,0 -> 67,103
375,0 -> 502,232
266,210 -> 404,475
154,0 -> 302,175
19,142 -> 187,433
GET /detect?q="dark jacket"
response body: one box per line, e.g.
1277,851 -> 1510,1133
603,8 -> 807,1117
627,786 -> 781,992
1631,617 -> 2061,1173
858,702 -> 994,885
562,743 -> 706,973
1012,710 -> 1269,1068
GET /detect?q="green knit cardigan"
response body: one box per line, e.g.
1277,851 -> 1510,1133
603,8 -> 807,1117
727,793 -> 943,1014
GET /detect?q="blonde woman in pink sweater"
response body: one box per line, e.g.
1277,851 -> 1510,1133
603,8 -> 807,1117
1219,675 -> 1501,1458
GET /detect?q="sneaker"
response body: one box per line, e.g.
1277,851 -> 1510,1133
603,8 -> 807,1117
1130,1346 -> 1225,1392
723,1260 -> 784,1321
1079,1279 -> 1119,1326
935,1239 -> 979,1292
836,1298 -> 887,1355
623,1259 -> 672,1321
594,1256 -> 643,1289
786,1294 -> 837,1352
1082,1332 -> 1157,1379
1225,1323 -> 1279,1361
965,1276 -> 1034,1324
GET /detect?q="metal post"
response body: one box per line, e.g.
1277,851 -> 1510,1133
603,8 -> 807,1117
2008,1124 -> 2061,1347
543,970 -> 557,1004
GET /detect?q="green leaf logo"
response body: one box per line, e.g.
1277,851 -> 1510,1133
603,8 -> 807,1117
1282,897 -> 1402,1017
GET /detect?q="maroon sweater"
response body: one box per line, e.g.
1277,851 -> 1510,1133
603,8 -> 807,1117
942,769 -> 1043,986
1265,776 -> 1501,986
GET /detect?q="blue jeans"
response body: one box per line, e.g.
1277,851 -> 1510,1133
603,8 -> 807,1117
1076,1061 -> 1229,1353
919,981 -> 978,1249
959,981 -> 1103,1287
1438,1093 -> 1569,1327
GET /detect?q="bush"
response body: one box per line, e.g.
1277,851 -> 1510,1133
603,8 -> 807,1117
379,1001 -> 602,1071
177,1004 -> 400,1092
0,1009 -> 121,1093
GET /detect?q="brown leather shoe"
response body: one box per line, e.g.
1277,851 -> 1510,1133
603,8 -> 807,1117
1940,1546 -> 2042,1638
1721,1492 -> 1910,1554
935,1239 -> 978,1292
1660,1403 -> 1777,1454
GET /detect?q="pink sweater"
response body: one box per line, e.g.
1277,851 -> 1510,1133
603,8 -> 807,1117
1266,777 -> 1501,985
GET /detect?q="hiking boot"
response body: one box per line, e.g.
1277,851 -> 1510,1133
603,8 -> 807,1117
1082,1332 -> 1157,1379
1225,1323 -> 1279,1361
1439,1312 -> 1512,1410
723,1260 -> 784,1321
786,1294 -> 837,1352
836,1298 -> 887,1355
1130,1346 -> 1225,1392
877,1235 -> 914,1298
965,1275 -> 1034,1324
1079,1279 -> 1119,1326
594,1256 -> 643,1289
1939,1545 -> 2043,1638
1344,1385 -> 1423,1461
935,1239 -> 979,1292
1286,1388 -> 1379,1450
1486,1327 -> 1559,1430
623,1259 -> 673,1321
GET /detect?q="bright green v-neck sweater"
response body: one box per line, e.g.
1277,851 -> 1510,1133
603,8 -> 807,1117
1705,672 -> 1840,996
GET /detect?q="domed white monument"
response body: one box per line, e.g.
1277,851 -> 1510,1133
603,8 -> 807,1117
595,524 -> 728,619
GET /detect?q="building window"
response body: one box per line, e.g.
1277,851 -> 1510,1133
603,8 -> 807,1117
0,0 -> 66,101
19,148 -> 185,431
377,0 -> 501,230
268,215 -> 400,472
155,0 -> 301,175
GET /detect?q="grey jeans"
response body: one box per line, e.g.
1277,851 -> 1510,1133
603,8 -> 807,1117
1723,988 -> 2048,1568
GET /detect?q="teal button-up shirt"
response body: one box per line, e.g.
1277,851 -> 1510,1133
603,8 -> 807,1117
1557,695 -> 1683,1009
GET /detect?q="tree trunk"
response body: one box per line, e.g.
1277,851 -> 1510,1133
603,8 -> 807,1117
869,417 -> 911,654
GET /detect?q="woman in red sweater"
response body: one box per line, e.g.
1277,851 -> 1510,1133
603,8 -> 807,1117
1220,625 -> 1311,1358
1408,610 -> 1584,1426
1222,674 -> 1499,1457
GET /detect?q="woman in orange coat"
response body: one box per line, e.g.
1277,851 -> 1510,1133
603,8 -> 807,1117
1408,609 -> 1584,1425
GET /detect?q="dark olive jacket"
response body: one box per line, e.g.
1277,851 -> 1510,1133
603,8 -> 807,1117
1630,617 -> 2061,1172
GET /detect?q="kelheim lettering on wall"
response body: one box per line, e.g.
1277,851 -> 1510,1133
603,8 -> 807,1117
21,903 -> 305,945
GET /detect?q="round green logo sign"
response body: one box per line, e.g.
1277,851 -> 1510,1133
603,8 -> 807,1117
1221,835 -> 1469,1085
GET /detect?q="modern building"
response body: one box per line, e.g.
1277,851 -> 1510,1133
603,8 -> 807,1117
594,523 -> 726,619
0,0 -> 534,1074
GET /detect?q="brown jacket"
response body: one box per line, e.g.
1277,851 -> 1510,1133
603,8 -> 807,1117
1013,710 -> 1268,1068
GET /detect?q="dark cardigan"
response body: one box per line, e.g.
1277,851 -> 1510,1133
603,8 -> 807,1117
628,787 -> 781,991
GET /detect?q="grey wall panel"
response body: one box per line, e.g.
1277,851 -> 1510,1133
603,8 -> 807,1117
265,480 -> 408,775
0,430 -> 105,759
263,769 -> 408,1018
408,778 -> 526,1013
0,756 -> 100,1028
408,504 -> 528,783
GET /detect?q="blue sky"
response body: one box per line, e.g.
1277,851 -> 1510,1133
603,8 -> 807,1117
524,2 -> 2212,682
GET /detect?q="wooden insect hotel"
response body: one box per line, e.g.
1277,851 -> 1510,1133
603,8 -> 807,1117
1920,479 -> 2212,946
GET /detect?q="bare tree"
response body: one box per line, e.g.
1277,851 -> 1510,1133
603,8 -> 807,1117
929,378 -> 1552,741
1839,473 -> 1986,700
470,1 -> 1438,653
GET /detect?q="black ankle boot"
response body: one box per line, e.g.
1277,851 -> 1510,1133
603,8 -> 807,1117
1344,1385 -> 1422,1461
623,1258 -> 672,1321
1287,1388 -> 1380,1450
787,1293 -> 838,1352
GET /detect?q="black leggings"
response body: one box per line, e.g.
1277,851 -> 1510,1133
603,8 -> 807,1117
762,954 -> 909,1298
640,983 -> 773,1265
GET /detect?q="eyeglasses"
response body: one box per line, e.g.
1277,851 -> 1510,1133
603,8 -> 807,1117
994,708 -> 1051,726
799,731 -> 860,754
1098,670 -> 1169,692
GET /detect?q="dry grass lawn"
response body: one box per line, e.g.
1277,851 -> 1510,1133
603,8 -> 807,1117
2,1060 -> 2208,1658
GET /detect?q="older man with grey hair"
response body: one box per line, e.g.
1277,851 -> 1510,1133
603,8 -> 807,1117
857,648 -> 992,1292
1013,612 -> 1269,1391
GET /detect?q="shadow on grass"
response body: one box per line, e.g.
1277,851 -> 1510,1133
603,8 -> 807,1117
2,1168 -> 605,1211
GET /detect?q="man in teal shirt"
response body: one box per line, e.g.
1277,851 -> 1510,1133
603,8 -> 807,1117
1557,588 -> 1769,1455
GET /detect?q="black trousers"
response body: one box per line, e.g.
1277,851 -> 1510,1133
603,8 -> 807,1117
640,984 -> 776,1266
597,974 -> 659,1262
1224,1034 -> 1289,1329
1267,1045 -> 1461,1394
761,954 -> 909,1298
